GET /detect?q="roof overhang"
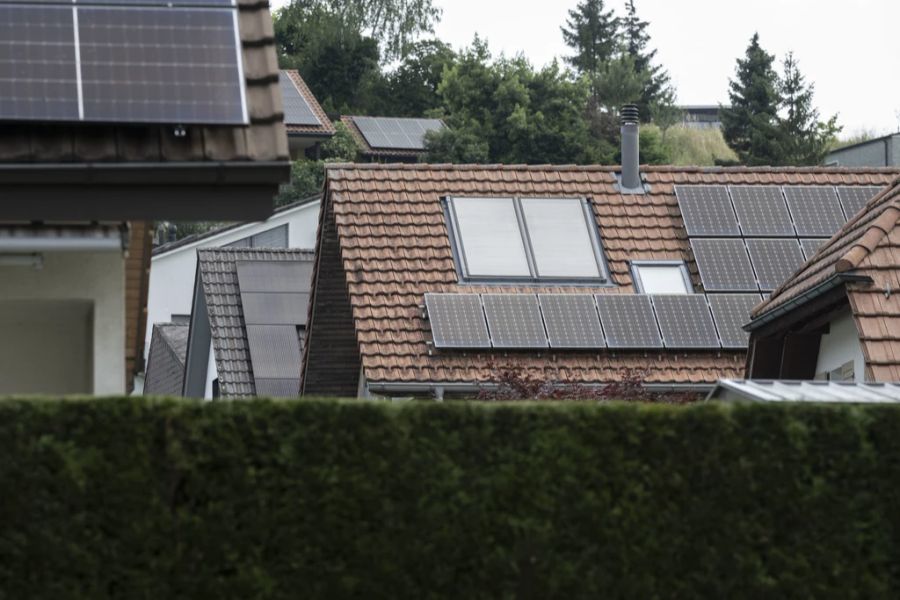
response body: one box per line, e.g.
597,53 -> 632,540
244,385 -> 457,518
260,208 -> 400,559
0,224 -> 126,253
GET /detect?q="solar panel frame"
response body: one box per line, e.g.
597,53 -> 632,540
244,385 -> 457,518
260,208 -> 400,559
482,294 -> 549,349
728,185 -> 795,236
594,294 -> 663,349
352,115 -> 443,150
675,185 -> 741,237
836,186 -> 883,220
745,238 -> 806,292
537,294 -> 605,349
799,238 -> 828,261
279,72 -> 321,127
707,293 -> 763,349
783,186 -> 847,236
424,293 -> 491,349
650,294 -> 720,349
690,238 -> 759,292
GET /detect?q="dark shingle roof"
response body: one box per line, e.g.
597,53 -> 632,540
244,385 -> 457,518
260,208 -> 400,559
144,323 -> 188,396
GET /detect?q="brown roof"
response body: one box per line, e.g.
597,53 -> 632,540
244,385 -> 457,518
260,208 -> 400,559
302,163 -> 898,393
340,116 -> 426,161
281,70 -> 335,137
752,176 -> 900,380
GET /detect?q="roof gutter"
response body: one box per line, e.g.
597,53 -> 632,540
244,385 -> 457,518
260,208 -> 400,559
744,272 -> 872,332
0,161 -> 291,185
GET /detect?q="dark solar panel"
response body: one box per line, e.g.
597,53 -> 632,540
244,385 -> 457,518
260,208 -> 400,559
245,324 -> 302,379
707,293 -> 763,349
236,261 -> 311,293
651,295 -> 720,348
352,116 -> 443,150
78,7 -> 245,124
674,185 -> 740,236
783,186 -> 846,236
836,186 -> 883,220
279,72 -> 321,127
729,185 -> 794,236
425,293 -> 491,349
0,5 -> 79,121
594,294 -> 663,348
538,294 -> 605,348
483,294 -> 548,348
690,239 -> 758,291
241,292 -> 309,326
254,378 -> 301,398
745,238 -> 806,291
799,238 -> 827,261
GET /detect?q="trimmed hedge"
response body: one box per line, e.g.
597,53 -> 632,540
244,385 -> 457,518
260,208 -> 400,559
1,398 -> 900,598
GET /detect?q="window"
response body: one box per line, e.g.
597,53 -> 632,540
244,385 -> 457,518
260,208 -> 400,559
447,196 -> 606,281
632,262 -> 691,294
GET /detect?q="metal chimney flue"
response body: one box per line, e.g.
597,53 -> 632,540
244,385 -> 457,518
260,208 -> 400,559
620,104 -> 642,192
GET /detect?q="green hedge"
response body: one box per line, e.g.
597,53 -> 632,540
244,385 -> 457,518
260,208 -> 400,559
1,398 -> 900,598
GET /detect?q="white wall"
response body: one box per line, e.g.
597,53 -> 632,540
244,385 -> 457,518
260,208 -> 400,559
0,251 -> 125,394
144,201 -> 320,362
816,310 -> 867,382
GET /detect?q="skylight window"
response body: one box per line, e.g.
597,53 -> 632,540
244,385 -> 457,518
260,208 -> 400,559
447,196 -> 606,282
632,262 -> 692,294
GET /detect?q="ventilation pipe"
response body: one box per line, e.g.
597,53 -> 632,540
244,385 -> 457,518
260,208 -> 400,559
620,104 -> 643,192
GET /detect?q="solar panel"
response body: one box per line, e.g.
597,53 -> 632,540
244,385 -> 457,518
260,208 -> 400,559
674,185 -> 740,236
241,292 -> 309,326
690,239 -> 758,291
650,295 -> 720,348
800,238 -> 827,261
783,186 -> 846,236
482,294 -> 548,348
729,185 -> 794,236
594,294 -> 663,348
245,324 -> 302,379
236,261 -> 311,293
0,4 -> 79,121
424,293 -> 490,349
352,116 -> 443,150
78,7 -> 245,124
745,239 -> 806,291
538,294 -> 605,348
707,293 -> 763,349
836,186 -> 883,220
254,378 -> 301,398
279,72 -> 321,127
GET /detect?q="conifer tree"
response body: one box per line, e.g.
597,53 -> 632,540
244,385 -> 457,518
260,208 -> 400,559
621,0 -> 675,121
560,0 -> 620,91
778,52 -> 840,165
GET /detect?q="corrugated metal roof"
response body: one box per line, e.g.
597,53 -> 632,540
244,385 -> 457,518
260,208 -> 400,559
708,379 -> 900,403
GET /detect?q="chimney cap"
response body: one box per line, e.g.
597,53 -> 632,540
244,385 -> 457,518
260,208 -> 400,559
621,104 -> 640,125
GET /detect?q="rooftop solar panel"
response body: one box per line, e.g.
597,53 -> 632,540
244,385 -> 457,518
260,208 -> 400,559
690,238 -> 758,292
241,292 -> 309,326
783,186 -> 846,236
245,324 -> 302,379
594,294 -> 663,348
538,294 -> 605,348
707,293 -> 763,349
352,116 -> 443,150
729,185 -> 795,236
799,238 -> 827,261
651,295 -> 720,348
0,4 -> 79,121
236,261 -> 311,293
425,293 -> 491,349
745,238 -> 806,291
254,378 -> 301,398
675,185 -> 740,236
483,294 -> 548,348
279,72 -> 321,127
836,186 -> 883,220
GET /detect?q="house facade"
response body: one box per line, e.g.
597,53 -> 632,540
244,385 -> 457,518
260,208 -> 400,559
825,134 -> 900,168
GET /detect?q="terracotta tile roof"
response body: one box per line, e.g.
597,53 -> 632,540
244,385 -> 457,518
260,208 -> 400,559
752,176 -> 900,380
281,70 -> 336,137
304,164 -> 898,392
340,116 -> 430,161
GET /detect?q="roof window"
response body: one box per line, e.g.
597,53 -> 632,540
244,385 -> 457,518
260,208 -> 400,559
632,261 -> 692,294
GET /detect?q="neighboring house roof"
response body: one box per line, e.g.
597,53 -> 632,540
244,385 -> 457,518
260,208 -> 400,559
144,323 -> 189,396
340,116 -> 444,161
152,194 -> 322,257
302,164 -> 897,397
191,248 -> 314,398
280,70 -> 335,138
708,379 -> 900,403
749,176 -> 900,380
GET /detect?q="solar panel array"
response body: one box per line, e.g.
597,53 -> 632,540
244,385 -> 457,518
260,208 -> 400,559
426,292 -> 761,350
352,116 -> 444,150
677,185 -> 883,293
0,0 -> 246,125
279,72 -> 321,127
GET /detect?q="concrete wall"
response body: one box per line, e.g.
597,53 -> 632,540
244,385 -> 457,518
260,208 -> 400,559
815,311 -> 866,382
825,135 -> 899,167
145,201 -> 320,362
0,251 -> 125,394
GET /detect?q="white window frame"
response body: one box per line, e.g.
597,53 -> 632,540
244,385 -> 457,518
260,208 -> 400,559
445,196 -> 608,283
631,260 -> 693,294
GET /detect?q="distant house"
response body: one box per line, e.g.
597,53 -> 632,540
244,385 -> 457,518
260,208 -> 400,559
341,116 -> 445,162
679,105 -> 726,130
301,130 -> 895,397
181,248 -> 314,399
280,70 -> 336,159
746,176 -> 900,382
825,134 -> 900,167
0,1 -> 288,394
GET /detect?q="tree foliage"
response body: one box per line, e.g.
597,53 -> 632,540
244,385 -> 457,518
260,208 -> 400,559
622,0 -> 676,122
560,0 -> 620,88
273,122 -> 359,207
778,52 -> 841,165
